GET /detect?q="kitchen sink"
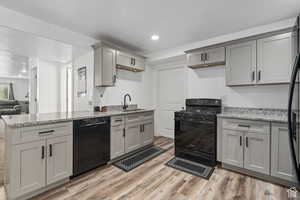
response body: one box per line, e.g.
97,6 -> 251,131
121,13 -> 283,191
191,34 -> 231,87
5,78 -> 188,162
122,108 -> 145,112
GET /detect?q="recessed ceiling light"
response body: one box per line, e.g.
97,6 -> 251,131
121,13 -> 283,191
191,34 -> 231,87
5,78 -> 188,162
151,34 -> 159,41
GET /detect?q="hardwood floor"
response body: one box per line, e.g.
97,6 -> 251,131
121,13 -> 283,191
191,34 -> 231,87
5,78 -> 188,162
0,136 -> 289,200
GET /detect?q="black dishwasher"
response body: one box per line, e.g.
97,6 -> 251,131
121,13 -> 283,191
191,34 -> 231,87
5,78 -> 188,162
73,117 -> 110,177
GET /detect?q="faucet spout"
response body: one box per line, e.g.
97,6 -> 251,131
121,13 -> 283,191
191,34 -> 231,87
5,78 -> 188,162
123,93 -> 132,110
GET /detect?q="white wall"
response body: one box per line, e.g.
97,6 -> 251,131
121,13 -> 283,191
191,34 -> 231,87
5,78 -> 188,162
37,60 -> 61,113
72,50 -> 154,112
187,66 -> 288,109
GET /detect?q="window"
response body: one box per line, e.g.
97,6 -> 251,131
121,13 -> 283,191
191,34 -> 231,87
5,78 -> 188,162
0,83 -> 9,100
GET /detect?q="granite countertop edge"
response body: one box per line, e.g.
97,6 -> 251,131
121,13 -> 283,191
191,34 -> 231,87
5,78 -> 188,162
2,109 -> 155,128
217,113 -> 288,123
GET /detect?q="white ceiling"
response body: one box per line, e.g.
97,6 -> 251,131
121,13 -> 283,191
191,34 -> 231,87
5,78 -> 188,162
0,0 -> 299,54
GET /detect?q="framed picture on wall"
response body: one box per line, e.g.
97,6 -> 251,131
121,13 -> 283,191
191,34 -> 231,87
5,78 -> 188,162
77,66 -> 87,97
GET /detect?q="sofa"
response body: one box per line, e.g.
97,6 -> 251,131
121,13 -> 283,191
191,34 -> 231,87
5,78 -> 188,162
0,100 -> 22,116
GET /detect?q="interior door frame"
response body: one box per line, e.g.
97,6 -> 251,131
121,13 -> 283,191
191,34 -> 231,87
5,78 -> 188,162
154,60 -> 188,138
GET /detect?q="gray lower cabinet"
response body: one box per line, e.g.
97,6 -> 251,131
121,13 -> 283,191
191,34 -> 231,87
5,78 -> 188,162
141,120 -> 154,146
125,123 -> 142,153
110,125 -> 125,159
110,112 -> 154,160
222,129 -> 243,168
271,123 -> 297,183
221,119 -> 270,175
244,132 -> 270,174
11,140 -> 46,197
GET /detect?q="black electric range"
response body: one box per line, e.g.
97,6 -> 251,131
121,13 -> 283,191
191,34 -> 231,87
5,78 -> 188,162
174,98 -> 221,166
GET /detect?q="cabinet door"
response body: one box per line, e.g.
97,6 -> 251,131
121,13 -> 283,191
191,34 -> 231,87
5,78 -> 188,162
102,47 -> 116,86
46,135 -> 72,185
133,56 -> 145,71
111,125 -> 125,159
222,129 -> 244,167
257,33 -> 292,84
271,124 -> 297,182
244,132 -> 270,174
141,120 -> 154,146
205,47 -> 225,64
11,140 -> 46,197
226,41 -> 257,86
187,52 -> 205,67
116,51 -> 132,67
125,123 -> 142,153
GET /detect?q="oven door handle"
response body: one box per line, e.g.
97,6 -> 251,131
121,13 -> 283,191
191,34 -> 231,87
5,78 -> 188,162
177,119 -> 214,125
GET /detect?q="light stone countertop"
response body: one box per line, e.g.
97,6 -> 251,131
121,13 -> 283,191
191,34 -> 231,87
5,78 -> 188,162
217,107 -> 288,123
2,109 -> 154,128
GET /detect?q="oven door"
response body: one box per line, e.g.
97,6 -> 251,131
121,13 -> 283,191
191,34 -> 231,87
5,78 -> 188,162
175,117 -> 216,166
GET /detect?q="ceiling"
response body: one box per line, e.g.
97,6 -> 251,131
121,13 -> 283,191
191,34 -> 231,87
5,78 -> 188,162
0,0 -> 299,54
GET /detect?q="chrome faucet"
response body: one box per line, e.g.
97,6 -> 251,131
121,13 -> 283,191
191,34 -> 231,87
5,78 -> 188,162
123,93 -> 131,110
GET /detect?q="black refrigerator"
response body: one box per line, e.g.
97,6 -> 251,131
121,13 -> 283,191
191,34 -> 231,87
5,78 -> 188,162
288,14 -> 300,183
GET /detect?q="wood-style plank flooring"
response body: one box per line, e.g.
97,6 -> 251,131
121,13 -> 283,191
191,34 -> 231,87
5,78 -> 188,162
0,137 -> 289,200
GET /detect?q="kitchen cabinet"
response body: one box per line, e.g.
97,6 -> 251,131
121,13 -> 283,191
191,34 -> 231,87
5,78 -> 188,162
257,33 -> 292,84
226,41 -> 257,86
11,140 -> 46,198
271,123 -> 297,183
222,129 -> 243,168
141,120 -> 154,146
94,46 -> 117,87
46,135 -> 72,185
5,122 -> 73,200
225,32 -> 292,86
110,112 -> 154,160
244,132 -> 270,174
187,47 -> 225,69
110,116 -> 125,159
125,123 -> 142,153
116,51 -> 145,72
221,119 -> 270,175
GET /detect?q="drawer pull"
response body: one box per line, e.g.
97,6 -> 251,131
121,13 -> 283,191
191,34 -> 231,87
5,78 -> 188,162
49,144 -> 53,157
115,119 -> 123,122
39,130 -> 55,135
246,137 -> 248,148
240,136 -> 242,146
238,124 -> 250,128
41,146 -> 45,159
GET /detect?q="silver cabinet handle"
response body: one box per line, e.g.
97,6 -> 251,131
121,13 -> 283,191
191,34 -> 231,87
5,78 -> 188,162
41,146 -> 45,159
39,130 -> 54,135
238,124 -> 250,128
258,70 -> 261,81
240,136 -> 242,146
49,144 -> 53,157
251,71 -> 255,82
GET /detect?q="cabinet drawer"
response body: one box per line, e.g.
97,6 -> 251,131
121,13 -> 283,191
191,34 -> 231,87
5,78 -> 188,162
12,122 -> 73,144
140,111 -> 154,121
222,118 -> 269,134
125,113 -> 142,124
111,116 -> 125,127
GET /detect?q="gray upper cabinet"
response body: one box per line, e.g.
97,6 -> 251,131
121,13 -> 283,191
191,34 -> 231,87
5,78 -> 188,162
222,129 -> 243,168
226,41 -> 257,86
94,46 -> 116,87
205,47 -> 225,64
271,123 -> 297,183
187,47 -> 225,68
257,33 -> 292,84
244,132 -> 270,174
225,32 -> 292,86
116,51 -> 145,72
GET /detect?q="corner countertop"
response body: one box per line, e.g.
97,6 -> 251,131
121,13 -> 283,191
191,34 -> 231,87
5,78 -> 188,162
2,109 -> 154,128
217,107 -> 288,123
